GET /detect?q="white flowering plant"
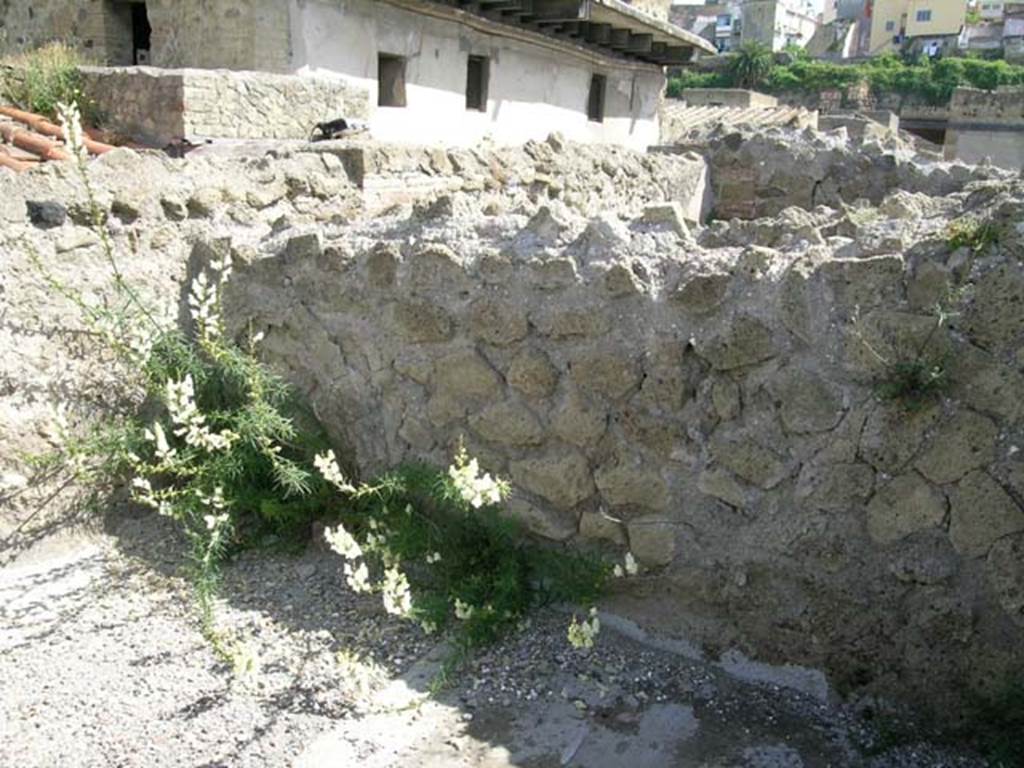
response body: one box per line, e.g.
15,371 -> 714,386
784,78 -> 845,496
316,446 -> 609,658
29,102 -> 339,652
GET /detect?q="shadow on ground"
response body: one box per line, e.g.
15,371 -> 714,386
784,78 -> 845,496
0,499 -> 988,768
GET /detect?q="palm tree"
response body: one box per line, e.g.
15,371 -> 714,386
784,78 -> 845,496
730,41 -> 774,90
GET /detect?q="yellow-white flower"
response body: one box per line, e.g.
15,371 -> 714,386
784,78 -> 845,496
447,453 -> 508,509
314,449 -> 356,493
203,513 -> 229,530
324,523 -> 363,560
56,101 -> 87,160
344,560 -> 372,593
614,552 -> 639,578
567,607 -> 601,650
381,567 -> 413,617
454,598 -> 475,620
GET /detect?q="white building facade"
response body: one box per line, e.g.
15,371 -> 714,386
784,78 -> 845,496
1,0 -> 715,151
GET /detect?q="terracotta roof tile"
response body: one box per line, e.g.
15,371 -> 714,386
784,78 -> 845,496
0,105 -> 115,172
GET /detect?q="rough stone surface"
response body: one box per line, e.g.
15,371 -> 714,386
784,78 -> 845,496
510,452 -> 594,510
594,463 -> 670,511
866,473 -> 947,545
469,401 -> 544,447
711,436 -> 789,490
506,349 -> 559,399
697,316 -> 776,371
627,516 -> 678,566
914,410 -> 999,485
949,471 -> 1024,557
4,131 -> 1022,722
986,533 -> 1024,627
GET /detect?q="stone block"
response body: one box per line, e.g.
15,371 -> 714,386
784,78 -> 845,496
393,300 -> 454,343
469,298 -> 529,347
866,473 -> 946,544
817,255 -> 904,311
522,205 -> 572,242
627,516 -> 677,567
551,392 -> 607,448
284,232 -> 322,262
696,316 -> 777,371
510,451 -> 595,510
433,350 -> 503,400
533,308 -> 610,340
914,410 -> 998,485
603,263 -> 643,297
770,368 -> 843,434
641,202 -> 690,238
986,533 -> 1024,627
503,497 -> 577,541
408,244 -> 469,291
469,401 -> 545,447
711,435 -> 788,489
949,346 -> 1024,423
528,257 -> 578,290
710,377 -> 741,422
859,403 -> 940,473
962,263 -> 1024,356
796,461 -> 875,512
949,470 -> 1024,557
365,242 -> 400,289
697,469 -> 747,509
595,463 -> 671,511
187,187 -> 223,218
671,272 -> 731,315
507,349 -> 559,398
569,350 -> 642,400
579,509 -> 627,544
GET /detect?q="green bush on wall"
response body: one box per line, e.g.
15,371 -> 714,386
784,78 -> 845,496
0,42 -> 94,120
668,52 -> 1024,106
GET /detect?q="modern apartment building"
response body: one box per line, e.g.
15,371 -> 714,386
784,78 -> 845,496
867,0 -> 967,55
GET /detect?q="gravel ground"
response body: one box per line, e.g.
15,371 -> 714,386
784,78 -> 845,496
0,508 -> 992,768
1,511 -> 429,768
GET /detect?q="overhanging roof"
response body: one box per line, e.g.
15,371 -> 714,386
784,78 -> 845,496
426,0 -> 717,65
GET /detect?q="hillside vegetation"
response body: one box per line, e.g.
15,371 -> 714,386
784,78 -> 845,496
669,47 -> 1024,106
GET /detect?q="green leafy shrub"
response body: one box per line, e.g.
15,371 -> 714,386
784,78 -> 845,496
316,449 -> 609,658
873,357 -> 949,411
1,42 -> 94,120
947,216 -> 1000,252
667,51 -> 1024,107
666,70 -> 733,97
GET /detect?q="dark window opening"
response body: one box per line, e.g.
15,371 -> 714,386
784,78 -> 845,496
131,2 -> 151,64
378,54 -> 407,107
587,74 -> 606,123
466,55 -> 489,112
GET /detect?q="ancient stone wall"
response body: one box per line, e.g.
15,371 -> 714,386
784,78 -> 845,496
2,134 -> 1021,718
213,154 -> 1023,715
944,86 -> 1024,170
676,126 -> 988,220
81,67 -> 370,145
0,0 -> 290,70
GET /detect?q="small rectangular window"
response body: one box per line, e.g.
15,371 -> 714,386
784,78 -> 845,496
587,74 -> 606,123
916,9 -> 932,21
466,55 -> 489,112
378,53 -> 406,107
885,19 -> 895,30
